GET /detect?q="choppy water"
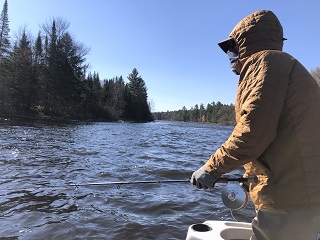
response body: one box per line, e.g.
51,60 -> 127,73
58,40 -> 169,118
0,119 -> 255,239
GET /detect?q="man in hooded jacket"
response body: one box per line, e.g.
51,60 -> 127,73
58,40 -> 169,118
190,10 -> 320,240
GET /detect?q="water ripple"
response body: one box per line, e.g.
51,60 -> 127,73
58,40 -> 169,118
0,120 -> 255,239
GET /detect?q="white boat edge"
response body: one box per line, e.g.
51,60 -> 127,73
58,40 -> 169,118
186,220 -> 253,240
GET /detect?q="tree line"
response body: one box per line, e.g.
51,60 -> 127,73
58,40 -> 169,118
2,0 -> 320,125
0,0 -> 153,122
154,68 -> 320,126
153,102 -> 236,126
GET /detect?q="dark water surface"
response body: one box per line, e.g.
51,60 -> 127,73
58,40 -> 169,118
0,120 -> 255,239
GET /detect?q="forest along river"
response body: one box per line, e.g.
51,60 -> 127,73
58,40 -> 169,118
0,119 -> 255,240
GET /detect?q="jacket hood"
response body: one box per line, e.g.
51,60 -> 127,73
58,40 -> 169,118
228,10 -> 284,66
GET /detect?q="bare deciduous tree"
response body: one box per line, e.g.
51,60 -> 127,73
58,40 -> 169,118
310,67 -> 320,86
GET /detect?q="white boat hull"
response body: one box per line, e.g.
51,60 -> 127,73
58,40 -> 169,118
186,220 -> 253,240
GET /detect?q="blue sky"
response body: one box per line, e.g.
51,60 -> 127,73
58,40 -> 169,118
5,0 -> 320,112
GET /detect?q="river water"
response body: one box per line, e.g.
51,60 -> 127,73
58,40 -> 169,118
0,119 -> 255,240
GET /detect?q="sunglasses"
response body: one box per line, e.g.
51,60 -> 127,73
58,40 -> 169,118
218,38 -> 237,53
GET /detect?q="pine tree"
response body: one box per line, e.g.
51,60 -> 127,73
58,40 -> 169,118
92,72 -> 102,94
0,0 -> 11,115
33,31 -> 47,114
44,19 -> 60,114
44,35 -> 48,65
126,68 -> 152,121
10,30 -> 34,114
34,32 -> 44,64
113,76 -> 126,118
0,0 -> 10,59
43,18 -> 89,117
102,76 -> 126,119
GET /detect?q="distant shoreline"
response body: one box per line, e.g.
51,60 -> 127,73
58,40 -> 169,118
0,114 -> 153,125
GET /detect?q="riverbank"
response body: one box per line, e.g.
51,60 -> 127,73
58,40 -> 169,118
0,114 -> 154,126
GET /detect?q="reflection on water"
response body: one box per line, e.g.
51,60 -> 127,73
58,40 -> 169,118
0,119 -> 255,239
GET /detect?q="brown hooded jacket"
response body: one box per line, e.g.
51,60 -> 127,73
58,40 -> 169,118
205,10 -> 320,210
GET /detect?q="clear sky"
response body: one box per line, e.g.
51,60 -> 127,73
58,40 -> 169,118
5,0 -> 320,112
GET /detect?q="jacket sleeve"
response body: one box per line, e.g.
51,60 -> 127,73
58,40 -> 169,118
205,51 -> 294,177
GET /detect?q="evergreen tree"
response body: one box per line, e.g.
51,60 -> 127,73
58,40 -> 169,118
92,72 -> 102,95
102,76 -> 126,119
0,0 -> 10,59
0,0 -> 11,114
33,31 -> 47,113
43,18 -> 89,117
0,5 -> 155,122
77,72 -> 100,118
126,68 -> 152,121
199,103 -> 205,122
190,104 -> 199,122
44,35 -> 48,65
45,19 -> 62,114
181,106 -> 189,121
9,30 -> 34,114
153,101 -> 236,126
34,32 -> 44,64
